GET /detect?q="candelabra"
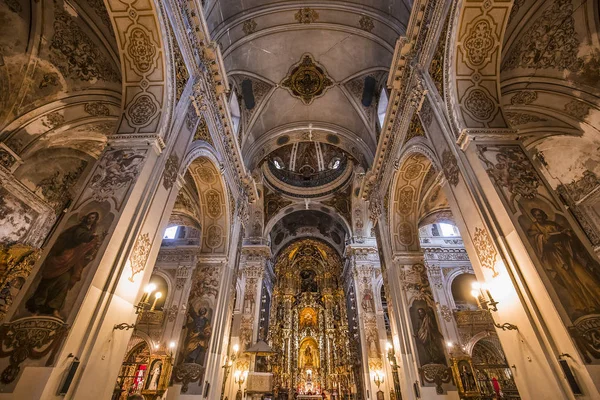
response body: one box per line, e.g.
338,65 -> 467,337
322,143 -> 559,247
220,344 -> 240,400
114,283 -> 163,330
386,342 -> 403,400
471,282 -> 518,331
234,369 -> 247,400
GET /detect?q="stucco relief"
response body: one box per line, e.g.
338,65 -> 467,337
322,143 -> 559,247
126,93 -> 159,127
50,7 -> 119,83
126,26 -> 159,75
86,149 -> 146,204
129,232 -> 152,282
503,0 -> 580,71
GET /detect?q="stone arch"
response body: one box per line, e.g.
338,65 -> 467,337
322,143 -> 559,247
104,0 -> 172,136
448,0 -> 513,133
183,149 -> 230,254
389,145 -> 440,253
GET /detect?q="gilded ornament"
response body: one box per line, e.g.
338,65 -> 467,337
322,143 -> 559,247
84,102 -> 110,117
359,15 -> 374,32
242,19 -> 257,35
442,149 -> 459,187
162,154 -> 180,190
295,8 -> 318,24
129,233 -> 152,282
126,27 -> 158,74
463,19 -> 496,67
464,89 -> 495,121
127,94 -> 158,127
472,227 -> 498,277
281,55 -> 333,105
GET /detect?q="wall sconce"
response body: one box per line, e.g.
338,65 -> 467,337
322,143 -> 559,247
385,341 -> 402,398
371,370 -> 384,389
234,368 -> 248,399
114,283 -> 163,330
471,282 -> 518,331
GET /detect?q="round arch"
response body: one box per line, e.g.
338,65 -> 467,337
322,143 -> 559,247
389,144 -> 441,253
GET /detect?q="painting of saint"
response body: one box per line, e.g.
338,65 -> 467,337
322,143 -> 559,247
303,345 -> 314,366
300,269 -> 318,293
523,208 -> 600,317
25,212 -> 103,319
410,302 -> 446,366
183,305 -> 213,365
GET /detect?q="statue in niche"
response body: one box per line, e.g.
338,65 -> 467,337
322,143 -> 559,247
25,212 -> 104,319
147,361 -> 162,390
525,208 -> 600,316
458,361 -> 477,392
304,345 -> 314,366
300,269 -> 318,293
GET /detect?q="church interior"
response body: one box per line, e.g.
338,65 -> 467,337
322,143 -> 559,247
1,0 -> 600,399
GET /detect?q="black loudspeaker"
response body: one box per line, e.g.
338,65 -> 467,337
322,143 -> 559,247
58,358 -> 80,395
558,359 -> 583,396
204,381 -> 210,397
413,381 -> 421,398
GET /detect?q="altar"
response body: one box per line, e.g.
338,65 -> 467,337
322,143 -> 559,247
297,395 -> 322,400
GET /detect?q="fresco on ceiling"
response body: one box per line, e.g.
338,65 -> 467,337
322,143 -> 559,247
479,144 -> 600,363
0,188 -> 38,245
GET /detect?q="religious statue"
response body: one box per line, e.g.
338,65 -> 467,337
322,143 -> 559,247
459,363 -> 477,392
416,307 -> 445,365
526,208 -> 600,315
304,346 -> 314,366
25,212 -> 103,319
147,363 -> 162,390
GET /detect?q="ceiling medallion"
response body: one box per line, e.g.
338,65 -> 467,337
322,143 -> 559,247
281,54 -> 334,105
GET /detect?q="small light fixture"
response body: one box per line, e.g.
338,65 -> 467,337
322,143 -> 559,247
471,281 -> 518,331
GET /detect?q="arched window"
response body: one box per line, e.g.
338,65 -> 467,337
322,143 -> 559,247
377,87 -> 389,128
229,89 -> 241,134
163,225 -> 179,239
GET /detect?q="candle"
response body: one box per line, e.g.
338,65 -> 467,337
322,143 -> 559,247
151,292 -> 162,310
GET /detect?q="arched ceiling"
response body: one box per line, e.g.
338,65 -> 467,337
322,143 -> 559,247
204,1 -> 411,167
0,0 -> 121,214
269,210 -> 349,256
499,0 -> 600,188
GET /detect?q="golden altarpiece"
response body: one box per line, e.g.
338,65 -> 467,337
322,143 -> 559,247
268,240 -> 355,398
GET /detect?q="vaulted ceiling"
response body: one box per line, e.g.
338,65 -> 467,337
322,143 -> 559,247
204,0 -> 411,170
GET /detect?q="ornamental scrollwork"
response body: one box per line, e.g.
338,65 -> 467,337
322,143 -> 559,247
464,89 -> 495,121
162,154 -> 180,191
441,149 -> 459,187
463,19 -> 496,67
173,363 -> 204,393
126,27 -> 158,75
129,233 -> 152,282
126,94 -> 159,127
472,227 -> 498,277
0,317 -> 69,383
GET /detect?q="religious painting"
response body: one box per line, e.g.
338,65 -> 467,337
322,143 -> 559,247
409,300 -> 446,366
299,269 -> 318,293
478,145 -> 600,363
299,307 -> 317,330
18,201 -> 113,321
361,288 -> 375,313
181,301 -> 213,366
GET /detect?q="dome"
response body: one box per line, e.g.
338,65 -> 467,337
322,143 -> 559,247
262,142 -> 353,197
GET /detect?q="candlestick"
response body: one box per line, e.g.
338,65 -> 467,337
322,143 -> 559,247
151,291 -> 162,310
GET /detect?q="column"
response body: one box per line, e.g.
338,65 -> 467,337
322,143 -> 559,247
347,245 -> 392,400
224,244 -> 271,400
